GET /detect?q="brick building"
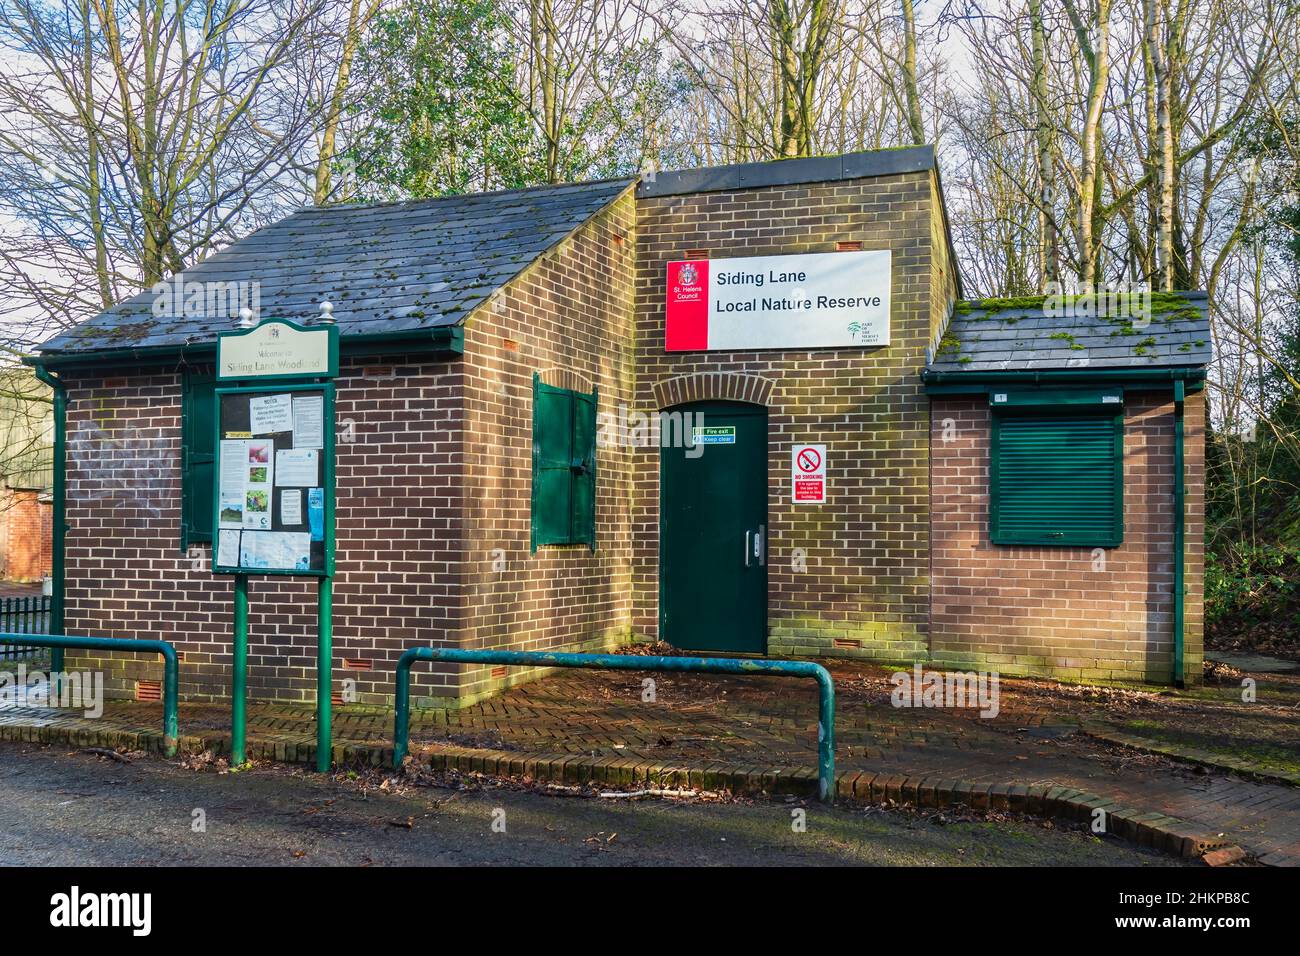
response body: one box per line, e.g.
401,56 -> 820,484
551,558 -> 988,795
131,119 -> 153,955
0,367 -> 54,583
28,146 -> 1210,706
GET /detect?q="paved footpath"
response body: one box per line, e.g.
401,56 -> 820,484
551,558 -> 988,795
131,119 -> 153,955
2,664 -> 1297,865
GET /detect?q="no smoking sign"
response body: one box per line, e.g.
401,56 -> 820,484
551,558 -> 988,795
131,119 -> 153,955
791,443 -> 827,504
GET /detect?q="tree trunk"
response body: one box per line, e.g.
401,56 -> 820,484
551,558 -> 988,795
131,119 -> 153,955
1064,0 -> 1111,286
1028,0 -> 1058,290
314,0 -> 378,204
771,0 -> 801,156
901,0 -> 924,145
1145,0 -> 1174,290
537,0 -> 560,181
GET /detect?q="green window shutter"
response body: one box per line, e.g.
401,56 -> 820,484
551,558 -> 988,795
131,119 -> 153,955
570,387 -> 597,550
530,375 -> 598,551
532,377 -> 574,549
990,412 -> 1123,547
180,370 -> 216,550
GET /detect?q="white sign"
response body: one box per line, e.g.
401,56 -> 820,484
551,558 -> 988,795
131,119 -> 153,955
275,448 -> 319,486
666,250 -> 890,351
292,394 -> 325,448
791,443 -> 827,504
218,320 -> 333,379
280,489 -> 303,525
249,393 -> 292,434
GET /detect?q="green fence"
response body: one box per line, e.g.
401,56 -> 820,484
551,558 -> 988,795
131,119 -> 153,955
0,595 -> 51,661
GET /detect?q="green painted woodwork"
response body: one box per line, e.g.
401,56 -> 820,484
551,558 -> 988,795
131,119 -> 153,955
990,388 -> 1123,409
660,401 -> 767,653
180,369 -> 216,550
215,318 -> 340,382
530,374 -> 597,551
1173,380 -> 1186,685
210,382 -> 336,577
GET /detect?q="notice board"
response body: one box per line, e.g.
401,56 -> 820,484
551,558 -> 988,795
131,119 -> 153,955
211,383 -> 334,576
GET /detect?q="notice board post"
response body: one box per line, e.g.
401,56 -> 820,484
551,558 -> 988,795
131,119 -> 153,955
214,318 -> 339,771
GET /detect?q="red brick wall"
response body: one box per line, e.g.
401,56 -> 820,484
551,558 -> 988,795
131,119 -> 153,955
929,390 -> 1205,682
56,190 -> 640,707
632,171 -> 952,661
0,488 -> 51,581
59,358 -> 464,705
454,187 -> 639,700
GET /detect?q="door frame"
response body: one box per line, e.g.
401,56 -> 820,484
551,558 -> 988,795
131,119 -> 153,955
657,399 -> 769,655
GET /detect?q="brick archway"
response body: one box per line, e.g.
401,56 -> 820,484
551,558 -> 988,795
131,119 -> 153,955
653,372 -> 774,409
536,367 -> 594,393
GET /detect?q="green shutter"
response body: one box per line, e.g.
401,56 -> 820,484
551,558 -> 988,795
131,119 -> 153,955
180,370 -> 216,550
532,377 -> 574,549
571,387 -> 597,550
990,412 -> 1123,547
530,375 -> 598,551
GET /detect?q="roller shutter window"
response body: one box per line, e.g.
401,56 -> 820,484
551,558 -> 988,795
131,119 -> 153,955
989,411 -> 1123,547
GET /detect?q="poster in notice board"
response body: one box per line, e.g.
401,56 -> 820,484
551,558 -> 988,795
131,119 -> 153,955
212,384 -> 333,576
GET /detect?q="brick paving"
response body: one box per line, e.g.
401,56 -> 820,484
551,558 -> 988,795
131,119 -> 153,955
2,664 -> 1298,865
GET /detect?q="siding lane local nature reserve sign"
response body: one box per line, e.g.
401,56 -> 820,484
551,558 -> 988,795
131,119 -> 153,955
665,249 -> 890,351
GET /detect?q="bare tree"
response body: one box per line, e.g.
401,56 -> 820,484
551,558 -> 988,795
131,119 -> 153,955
0,0 -> 336,355
508,0 -> 669,182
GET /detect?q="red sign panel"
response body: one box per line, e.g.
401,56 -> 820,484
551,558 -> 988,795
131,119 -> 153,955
665,260 -> 709,351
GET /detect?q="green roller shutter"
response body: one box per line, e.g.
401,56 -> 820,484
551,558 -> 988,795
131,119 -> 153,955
180,369 -> 216,550
990,412 -> 1123,547
531,374 -> 597,551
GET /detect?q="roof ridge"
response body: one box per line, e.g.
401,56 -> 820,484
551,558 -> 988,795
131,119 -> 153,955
288,176 -> 638,216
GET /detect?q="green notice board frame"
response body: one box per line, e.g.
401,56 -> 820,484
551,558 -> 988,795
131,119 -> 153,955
214,318 -> 339,772
210,382 -> 337,577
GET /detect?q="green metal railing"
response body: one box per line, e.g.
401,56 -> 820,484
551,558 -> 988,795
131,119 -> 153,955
0,633 -> 179,757
0,596 -> 51,660
394,648 -> 837,801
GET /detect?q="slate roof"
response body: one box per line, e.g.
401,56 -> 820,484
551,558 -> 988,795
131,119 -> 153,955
927,291 -> 1211,373
38,178 -> 637,355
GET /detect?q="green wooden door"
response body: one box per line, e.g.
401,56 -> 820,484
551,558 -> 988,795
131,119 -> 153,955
660,402 -> 767,653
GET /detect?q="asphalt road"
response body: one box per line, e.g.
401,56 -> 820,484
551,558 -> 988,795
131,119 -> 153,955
0,741 -> 1187,867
